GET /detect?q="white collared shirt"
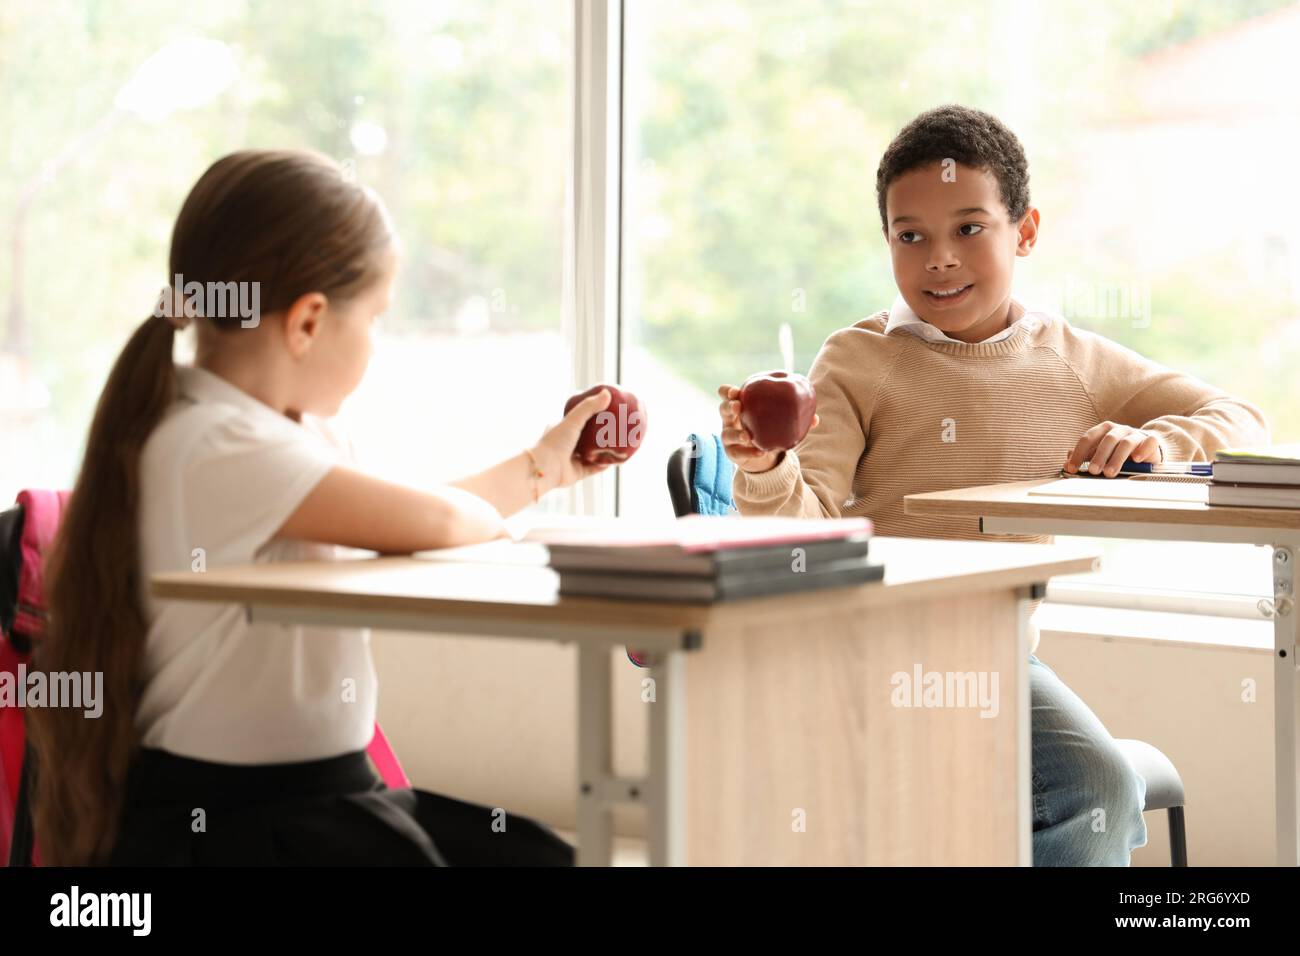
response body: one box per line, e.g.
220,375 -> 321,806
135,364 -> 376,764
884,293 -> 1047,344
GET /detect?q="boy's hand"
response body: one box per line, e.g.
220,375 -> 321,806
1064,421 -> 1163,477
717,384 -> 820,474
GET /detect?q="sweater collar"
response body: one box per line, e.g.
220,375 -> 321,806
885,293 -> 1042,344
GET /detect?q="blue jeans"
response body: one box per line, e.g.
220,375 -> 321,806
1030,654 -> 1148,866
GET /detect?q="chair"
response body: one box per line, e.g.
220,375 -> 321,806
665,436 -> 1190,866
665,435 -> 736,518
1,498 -> 410,866
1116,738 -> 1188,866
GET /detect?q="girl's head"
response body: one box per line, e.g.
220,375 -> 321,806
175,149 -> 398,417
29,149 -> 395,864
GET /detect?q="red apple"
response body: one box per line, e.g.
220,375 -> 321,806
565,383 -> 646,464
738,370 -> 817,451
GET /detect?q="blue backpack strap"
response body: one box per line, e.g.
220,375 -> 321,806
627,434 -> 737,669
687,433 -> 736,516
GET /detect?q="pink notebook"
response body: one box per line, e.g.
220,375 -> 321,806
523,514 -> 872,553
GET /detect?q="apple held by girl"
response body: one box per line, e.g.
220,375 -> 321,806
565,383 -> 646,464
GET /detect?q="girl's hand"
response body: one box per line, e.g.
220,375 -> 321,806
531,388 -> 617,490
1064,421 -> 1163,477
717,384 -> 819,474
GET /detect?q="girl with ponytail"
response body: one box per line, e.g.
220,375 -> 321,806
29,149 -> 612,865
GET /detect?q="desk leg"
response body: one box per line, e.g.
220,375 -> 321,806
1016,584 -> 1043,868
1272,546 -> 1299,867
576,644 -> 613,867
646,649 -> 686,867
576,637 -> 690,866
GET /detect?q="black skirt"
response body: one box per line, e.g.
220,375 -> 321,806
108,748 -> 574,866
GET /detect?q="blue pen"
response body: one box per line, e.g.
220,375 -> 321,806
1071,457 -> 1211,476
1118,459 -> 1213,475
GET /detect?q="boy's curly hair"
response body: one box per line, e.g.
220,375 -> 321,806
876,104 -> 1030,230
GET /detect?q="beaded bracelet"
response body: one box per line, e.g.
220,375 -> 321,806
524,447 -> 546,504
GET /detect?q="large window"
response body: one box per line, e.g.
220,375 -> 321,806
618,0 -> 1299,607
4,1 -> 1297,613
1,0 -> 572,505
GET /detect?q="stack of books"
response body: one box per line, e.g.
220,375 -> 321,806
524,514 -> 882,603
1209,444 -> 1300,508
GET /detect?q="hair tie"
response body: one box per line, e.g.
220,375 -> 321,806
152,286 -> 195,330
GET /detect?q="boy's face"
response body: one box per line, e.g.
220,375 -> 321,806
883,163 -> 1038,343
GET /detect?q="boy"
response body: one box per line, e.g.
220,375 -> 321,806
718,104 -> 1269,865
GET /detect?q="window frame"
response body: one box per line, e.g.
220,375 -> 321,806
585,0 -> 1274,617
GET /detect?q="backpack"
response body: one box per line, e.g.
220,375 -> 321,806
1,489 -> 409,866
1,490 -> 68,865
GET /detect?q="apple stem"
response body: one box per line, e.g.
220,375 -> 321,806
779,322 -> 794,374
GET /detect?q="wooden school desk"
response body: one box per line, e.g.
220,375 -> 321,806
151,535 -> 1099,866
904,477 -> 1300,867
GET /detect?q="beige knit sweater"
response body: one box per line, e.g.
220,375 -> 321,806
733,306 -> 1270,646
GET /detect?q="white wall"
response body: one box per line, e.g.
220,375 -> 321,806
1035,608 -> 1275,867
372,631 -> 649,836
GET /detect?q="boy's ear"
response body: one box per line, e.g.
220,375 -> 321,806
1015,207 -> 1041,257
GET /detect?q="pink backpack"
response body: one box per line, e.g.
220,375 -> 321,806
1,489 -> 409,866
0,490 -> 67,865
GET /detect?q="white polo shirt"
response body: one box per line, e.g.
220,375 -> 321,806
135,364 -> 377,764
884,293 -> 1048,344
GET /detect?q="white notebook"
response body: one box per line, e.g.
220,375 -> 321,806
413,538 -> 551,566
1027,477 -> 1208,504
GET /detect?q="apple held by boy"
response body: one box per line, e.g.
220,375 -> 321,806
738,371 -> 817,451
565,383 -> 646,463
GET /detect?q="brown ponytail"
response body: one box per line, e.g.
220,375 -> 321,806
29,314 -> 179,864
28,149 -> 394,864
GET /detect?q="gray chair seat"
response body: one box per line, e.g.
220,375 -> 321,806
1115,738 -> 1188,866
1116,738 -> 1185,810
